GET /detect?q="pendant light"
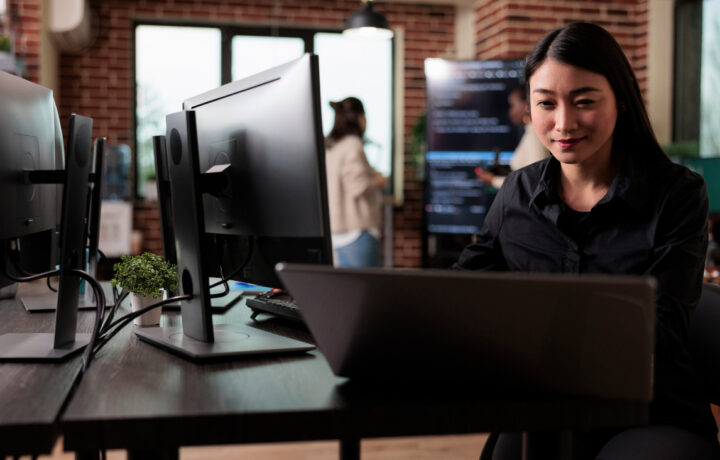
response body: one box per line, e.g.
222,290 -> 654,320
343,0 -> 394,39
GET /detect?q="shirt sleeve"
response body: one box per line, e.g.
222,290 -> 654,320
452,184 -> 508,271
647,171 -> 708,363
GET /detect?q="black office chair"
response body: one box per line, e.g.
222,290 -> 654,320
689,282 -> 720,407
478,282 -> 720,460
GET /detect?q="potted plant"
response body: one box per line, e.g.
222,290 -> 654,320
111,252 -> 178,326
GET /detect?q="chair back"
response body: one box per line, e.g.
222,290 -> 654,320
689,283 -> 720,406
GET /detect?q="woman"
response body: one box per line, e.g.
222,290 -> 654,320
475,86 -> 549,189
455,23 -> 720,458
325,97 -> 387,267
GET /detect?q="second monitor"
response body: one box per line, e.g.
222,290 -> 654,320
134,54 -> 332,360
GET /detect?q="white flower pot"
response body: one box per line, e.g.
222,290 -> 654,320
130,292 -> 161,327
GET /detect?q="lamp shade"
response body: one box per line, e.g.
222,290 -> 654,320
343,1 -> 394,39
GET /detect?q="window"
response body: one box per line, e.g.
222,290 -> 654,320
674,0 -> 720,156
134,23 -> 395,198
135,25 -> 221,196
315,33 -> 393,177
231,35 -> 304,80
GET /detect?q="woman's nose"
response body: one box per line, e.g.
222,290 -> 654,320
554,104 -> 578,133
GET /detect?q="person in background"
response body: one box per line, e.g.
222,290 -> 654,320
475,86 -> 549,189
455,22 -> 720,458
325,97 -> 387,267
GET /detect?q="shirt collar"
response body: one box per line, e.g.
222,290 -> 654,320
529,154 -> 652,212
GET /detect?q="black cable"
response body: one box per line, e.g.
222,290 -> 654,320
2,261 -> 59,283
208,237 -> 255,289
210,261 -> 230,299
91,294 -> 191,358
67,268 -> 106,372
100,289 -> 128,335
46,275 -> 58,292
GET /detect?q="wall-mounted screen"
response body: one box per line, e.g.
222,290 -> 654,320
424,58 -> 524,235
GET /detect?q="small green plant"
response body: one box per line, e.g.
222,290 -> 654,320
111,252 -> 178,298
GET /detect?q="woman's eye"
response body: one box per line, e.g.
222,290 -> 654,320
575,99 -> 595,107
536,100 -> 555,109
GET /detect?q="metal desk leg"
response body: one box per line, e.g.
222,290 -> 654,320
340,437 -> 360,460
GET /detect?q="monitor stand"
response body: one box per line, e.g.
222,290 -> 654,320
21,279 -> 111,312
21,138 -> 107,314
0,115 -> 96,362
0,333 -> 91,361
134,111 -> 314,362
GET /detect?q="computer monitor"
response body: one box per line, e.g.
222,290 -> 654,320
184,53 -> 332,289
424,58 -> 525,235
0,71 -> 95,360
133,54 -> 330,361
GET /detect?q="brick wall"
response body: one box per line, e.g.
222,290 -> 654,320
473,0 -> 648,93
8,0 -> 42,82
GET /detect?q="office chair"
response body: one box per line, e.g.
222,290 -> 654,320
689,282 -> 720,406
478,282 -> 720,460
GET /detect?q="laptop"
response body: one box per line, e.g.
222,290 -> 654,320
275,263 -> 656,401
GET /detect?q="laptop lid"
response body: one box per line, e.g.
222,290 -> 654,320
276,264 -> 656,401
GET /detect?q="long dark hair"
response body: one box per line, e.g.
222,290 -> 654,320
524,22 -> 667,161
326,97 -> 365,148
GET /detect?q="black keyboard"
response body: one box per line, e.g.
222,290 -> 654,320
246,292 -> 303,323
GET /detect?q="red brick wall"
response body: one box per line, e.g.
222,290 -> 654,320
474,0 -> 648,93
8,0 -> 42,82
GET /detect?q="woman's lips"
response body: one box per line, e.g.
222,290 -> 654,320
556,137 -> 585,149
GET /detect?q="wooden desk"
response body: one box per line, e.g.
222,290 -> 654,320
60,296 -> 649,459
0,282 -> 93,457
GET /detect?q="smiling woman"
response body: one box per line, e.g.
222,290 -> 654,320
454,22 -> 720,459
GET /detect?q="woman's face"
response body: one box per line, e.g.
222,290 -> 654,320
529,58 -> 618,167
358,113 -> 367,134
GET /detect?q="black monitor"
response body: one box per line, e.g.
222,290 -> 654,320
184,53 -> 332,289
133,54 -> 330,361
0,71 -> 96,360
424,58 -> 525,235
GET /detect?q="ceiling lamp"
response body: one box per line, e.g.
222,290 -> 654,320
343,0 -> 394,39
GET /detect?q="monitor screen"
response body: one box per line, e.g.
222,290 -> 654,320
424,59 -> 524,235
181,53 -> 332,288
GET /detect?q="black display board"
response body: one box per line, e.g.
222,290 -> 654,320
424,58 -> 524,235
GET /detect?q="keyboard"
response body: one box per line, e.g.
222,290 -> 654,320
246,292 -> 303,323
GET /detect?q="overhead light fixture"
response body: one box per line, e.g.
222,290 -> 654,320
343,0 -> 394,39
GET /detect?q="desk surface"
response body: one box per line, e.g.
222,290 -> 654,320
60,296 -> 649,453
0,282 -> 92,456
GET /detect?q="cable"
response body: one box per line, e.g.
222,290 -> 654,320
210,260 -> 230,299
46,275 -> 58,292
90,294 -> 191,358
100,289 -> 128,335
208,237 -> 255,289
65,268 -> 106,372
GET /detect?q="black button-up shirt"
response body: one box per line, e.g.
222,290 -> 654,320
454,154 -> 716,437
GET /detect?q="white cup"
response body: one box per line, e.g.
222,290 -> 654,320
130,292 -> 162,326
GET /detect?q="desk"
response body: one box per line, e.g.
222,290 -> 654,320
60,296 -> 649,460
0,282 -> 92,457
